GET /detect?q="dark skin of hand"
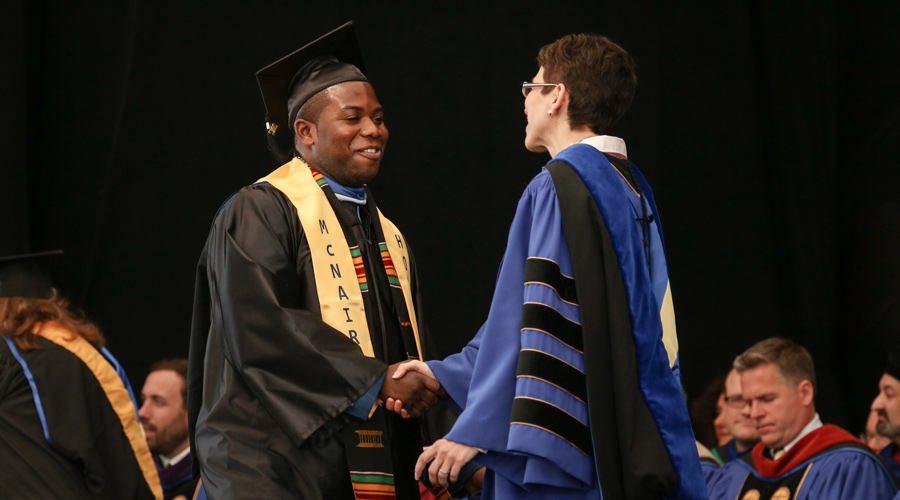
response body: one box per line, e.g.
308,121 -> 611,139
377,362 -> 442,417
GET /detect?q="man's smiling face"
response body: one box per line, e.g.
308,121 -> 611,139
298,81 -> 388,187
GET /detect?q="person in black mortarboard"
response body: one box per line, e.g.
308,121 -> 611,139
187,22 -> 449,500
0,251 -> 163,500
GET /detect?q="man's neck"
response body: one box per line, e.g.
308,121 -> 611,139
320,172 -> 367,205
781,412 -> 822,453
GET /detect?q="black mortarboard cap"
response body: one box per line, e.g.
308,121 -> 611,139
256,21 -> 368,163
887,343 -> 900,380
0,250 -> 63,299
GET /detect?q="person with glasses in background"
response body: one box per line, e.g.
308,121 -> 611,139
706,337 -> 898,500
711,368 -> 761,464
385,33 -> 707,500
698,368 -> 762,485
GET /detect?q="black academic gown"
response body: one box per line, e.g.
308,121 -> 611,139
187,183 -> 430,500
0,336 -> 159,500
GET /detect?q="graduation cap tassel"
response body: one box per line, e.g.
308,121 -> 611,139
265,115 -> 296,165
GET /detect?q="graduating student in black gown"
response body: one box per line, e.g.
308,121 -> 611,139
187,23 -> 445,500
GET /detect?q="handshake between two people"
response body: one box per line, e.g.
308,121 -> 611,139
375,360 -> 482,490
376,360 -> 443,418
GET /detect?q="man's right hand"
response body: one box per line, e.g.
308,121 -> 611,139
377,362 -> 441,418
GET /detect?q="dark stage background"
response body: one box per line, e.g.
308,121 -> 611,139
3,1 -> 898,435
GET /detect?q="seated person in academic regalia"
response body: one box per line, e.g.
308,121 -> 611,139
139,359 -> 200,500
707,337 -> 898,500
691,373 -> 730,452
864,408 -> 892,453
872,344 -> 900,477
0,251 -> 162,500
696,440 -> 722,484
701,368 -> 762,484
711,368 -> 761,464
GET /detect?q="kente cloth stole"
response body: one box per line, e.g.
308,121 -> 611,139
259,159 -> 424,500
340,408 -> 452,500
257,158 -> 422,360
340,408 -> 398,499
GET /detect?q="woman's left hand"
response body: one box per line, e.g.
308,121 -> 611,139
415,439 -> 479,488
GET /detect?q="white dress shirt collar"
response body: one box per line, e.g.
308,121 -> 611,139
159,446 -> 191,468
578,135 -> 628,159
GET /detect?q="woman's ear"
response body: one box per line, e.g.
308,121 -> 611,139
549,83 -> 568,115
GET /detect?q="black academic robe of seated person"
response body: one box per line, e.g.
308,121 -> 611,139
0,330 -> 161,500
188,180 -> 434,500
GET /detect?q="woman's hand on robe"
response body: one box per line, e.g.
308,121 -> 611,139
415,438 -> 479,488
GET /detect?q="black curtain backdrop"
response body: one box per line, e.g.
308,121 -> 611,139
3,0 -> 898,434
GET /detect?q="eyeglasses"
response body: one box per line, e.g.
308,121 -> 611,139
724,395 -> 749,408
522,82 -> 559,97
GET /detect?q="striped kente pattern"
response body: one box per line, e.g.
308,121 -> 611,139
349,246 -> 368,292
350,472 -> 396,499
378,243 -> 402,289
309,166 -> 329,187
430,486 -> 452,500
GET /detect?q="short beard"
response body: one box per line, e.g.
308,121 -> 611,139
876,420 -> 900,438
148,424 -> 189,457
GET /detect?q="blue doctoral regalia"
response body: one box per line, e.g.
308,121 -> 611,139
700,459 -> 720,485
707,426 -> 898,500
428,144 -> 706,499
882,442 -> 900,478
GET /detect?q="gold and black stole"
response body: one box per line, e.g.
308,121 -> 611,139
259,158 -> 422,500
